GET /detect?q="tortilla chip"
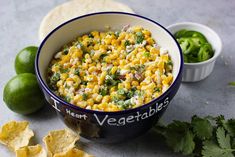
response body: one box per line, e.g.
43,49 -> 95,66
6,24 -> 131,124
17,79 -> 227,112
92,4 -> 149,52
16,144 -> 46,157
38,0 -> 134,41
43,129 -> 79,157
0,121 -> 34,151
54,147 -> 93,157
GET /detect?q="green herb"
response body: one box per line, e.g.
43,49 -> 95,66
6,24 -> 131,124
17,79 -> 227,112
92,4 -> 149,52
74,69 -> 80,76
99,86 -> 108,96
117,99 -> 132,110
50,73 -> 60,83
62,47 -> 69,54
228,82 -> 235,86
82,58 -> 86,63
166,60 -> 173,66
117,88 -> 126,95
130,64 -> 145,73
100,54 -> 107,60
82,93 -> 88,100
81,81 -> 88,85
153,115 -> 235,157
124,40 -> 131,47
104,74 -> 121,86
112,96 -> 120,103
126,87 -> 137,99
154,87 -> 161,92
143,51 -> 150,57
60,68 -> 69,73
64,96 -> 71,102
136,32 -> 144,44
114,31 -> 120,37
88,33 -> 94,38
48,73 -> 60,90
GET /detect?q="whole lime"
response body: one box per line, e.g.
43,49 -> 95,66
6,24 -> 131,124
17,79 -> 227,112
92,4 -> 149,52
3,73 -> 45,115
15,46 -> 38,74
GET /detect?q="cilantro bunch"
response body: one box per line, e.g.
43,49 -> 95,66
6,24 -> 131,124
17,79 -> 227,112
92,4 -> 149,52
153,115 -> 235,157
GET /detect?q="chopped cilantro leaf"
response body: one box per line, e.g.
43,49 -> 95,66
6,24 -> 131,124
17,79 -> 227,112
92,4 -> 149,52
82,58 -> 86,62
82,93 -> 88,100
126,87 -> 137,99
114,31 -> 120,37
60,68 -> 69,73
167,60 -> 173,66
136,32 -> 144,44
100,87 -> 108,96
154,87 -> 161,92
100,54 -> 107,60
62,47 -> 69,54
143,51 -> 150,57
81,81 -> 88,85
124,40 -> 131,47
117,88 -> 126,95
64,96 -> 71,102
74,69 -> 80,76
88,33 -> 94,38
105,74 -> 121,86
50,73 -> 60,83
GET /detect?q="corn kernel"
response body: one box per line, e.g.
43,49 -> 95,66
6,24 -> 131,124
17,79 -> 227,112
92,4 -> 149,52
131,81 -> 139,86
99,71 -> 107,84
102,96 -> 111,103
60,73 -> 68,80
88,66 -> 96,73
95,95 -> 103,103
125,82 -> 131,89
87,99 -> 94,106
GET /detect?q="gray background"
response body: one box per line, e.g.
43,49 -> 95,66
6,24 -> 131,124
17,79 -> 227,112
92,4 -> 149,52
0,0 -> 235,156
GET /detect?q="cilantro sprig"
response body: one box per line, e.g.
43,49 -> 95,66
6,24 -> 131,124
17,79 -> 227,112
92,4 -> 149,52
153,115 -> 235,157
229,82 -> 235,86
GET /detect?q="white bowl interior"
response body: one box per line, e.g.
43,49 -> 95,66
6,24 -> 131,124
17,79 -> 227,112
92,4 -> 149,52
167,22 -> 222,65
38,13 -> 182,88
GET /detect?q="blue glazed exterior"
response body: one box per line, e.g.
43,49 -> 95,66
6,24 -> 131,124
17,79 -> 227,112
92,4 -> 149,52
35,12 -> 183,143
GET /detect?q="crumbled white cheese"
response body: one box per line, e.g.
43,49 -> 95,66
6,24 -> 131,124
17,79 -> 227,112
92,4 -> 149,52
120,69 -> 129,75
126,45 -> 134,53
54,51 -> 63,59
66,81 -> 73,87
76,44 -> 81,49
143,76 -> 152,84
155,70 -> 161,85
86,106 -> 91,109
69,73 -> 74,78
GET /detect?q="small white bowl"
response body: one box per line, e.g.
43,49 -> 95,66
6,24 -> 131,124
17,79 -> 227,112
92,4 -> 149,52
167,22 -> 222,82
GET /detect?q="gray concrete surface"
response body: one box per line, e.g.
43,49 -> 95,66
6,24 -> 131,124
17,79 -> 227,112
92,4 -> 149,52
0,0 -> 235,156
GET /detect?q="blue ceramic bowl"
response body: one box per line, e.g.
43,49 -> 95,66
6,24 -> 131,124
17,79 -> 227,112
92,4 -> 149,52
35,12 -> 183,143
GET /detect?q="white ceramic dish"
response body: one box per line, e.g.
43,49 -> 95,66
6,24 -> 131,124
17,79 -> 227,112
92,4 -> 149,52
167,22 -> 222,82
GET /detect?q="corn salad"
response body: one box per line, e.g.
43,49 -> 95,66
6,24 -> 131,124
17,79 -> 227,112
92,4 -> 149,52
47,26 -> 173,111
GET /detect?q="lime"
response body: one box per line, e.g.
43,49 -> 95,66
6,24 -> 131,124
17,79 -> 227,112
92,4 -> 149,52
15,46 -> 38,74
3,73 -> 45,115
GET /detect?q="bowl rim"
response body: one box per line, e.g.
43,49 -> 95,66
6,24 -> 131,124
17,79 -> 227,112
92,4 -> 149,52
35,11 -> 183,115
167,22 -> 222,66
